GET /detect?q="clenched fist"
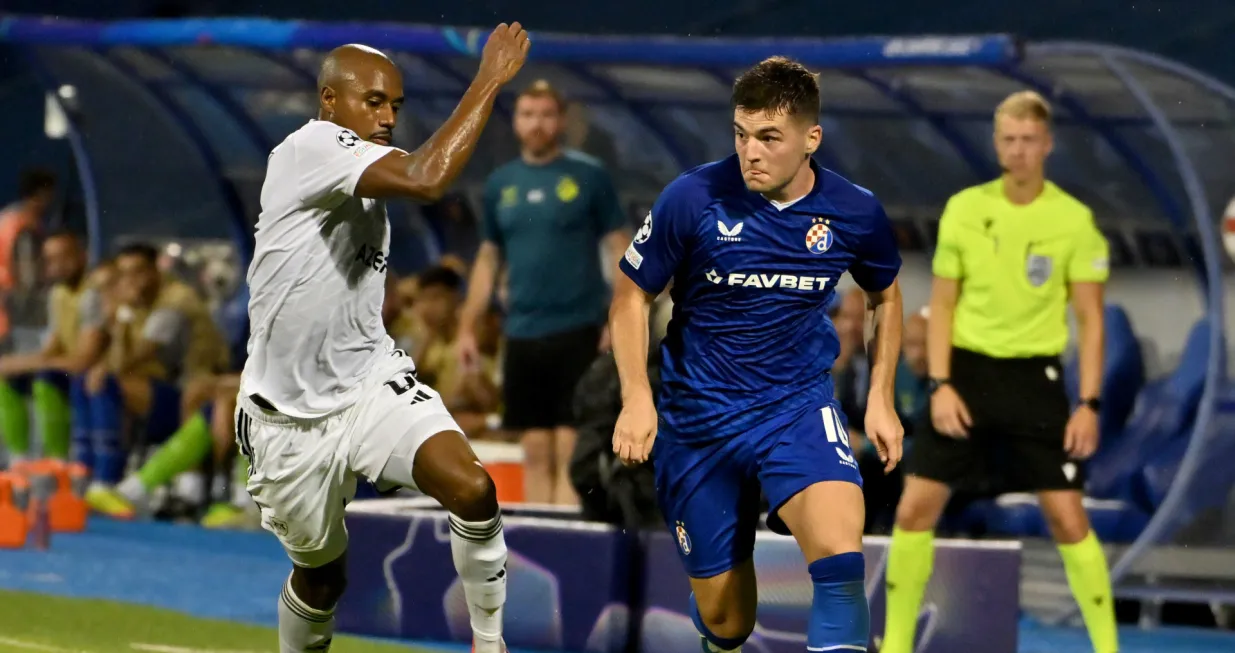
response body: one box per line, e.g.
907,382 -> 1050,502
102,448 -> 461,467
478,22 -> 531,86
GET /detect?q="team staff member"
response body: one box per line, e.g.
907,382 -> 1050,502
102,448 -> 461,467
75,243 -> 229,516
0,168 -> 56,350
882,91 -> 1118,653
0,231 -> 109,463
458,80 -> 628,506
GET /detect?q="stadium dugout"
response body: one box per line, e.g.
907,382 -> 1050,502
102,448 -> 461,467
1,17 -> 1232,624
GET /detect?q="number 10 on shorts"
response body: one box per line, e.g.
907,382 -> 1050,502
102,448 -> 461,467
821,406 -> 851,448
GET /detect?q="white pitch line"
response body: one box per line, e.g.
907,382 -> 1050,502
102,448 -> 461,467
130,643 -> 262,653
0,636 -> 90,653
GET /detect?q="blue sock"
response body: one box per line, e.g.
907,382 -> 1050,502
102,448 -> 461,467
689,592 -> 746,652
70,376 -> 94,471
807,552 -> 870,651
87,375 -> 126,484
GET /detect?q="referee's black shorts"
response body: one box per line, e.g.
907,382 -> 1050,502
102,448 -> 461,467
904,347 -> 1082,494
502,323 -> 602,431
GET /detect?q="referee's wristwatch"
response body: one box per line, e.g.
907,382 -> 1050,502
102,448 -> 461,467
1079,397 -> 1102,413
927,377 -> 951,395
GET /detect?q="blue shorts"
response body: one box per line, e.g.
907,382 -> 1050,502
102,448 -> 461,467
7,371 -> 71,395
653,400 -> 862,578
145,379 -> 183,445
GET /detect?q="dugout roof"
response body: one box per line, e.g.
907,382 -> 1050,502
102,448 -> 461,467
3,19 -> 1234,273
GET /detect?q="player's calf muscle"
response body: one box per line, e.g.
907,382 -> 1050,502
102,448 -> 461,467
291,557 -> 347,611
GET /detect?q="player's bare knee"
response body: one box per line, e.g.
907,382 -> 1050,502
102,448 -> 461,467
691,564 -> 758,644
695,596 -> 756,643
290,557 -> 347,611
895,477 -> 949,531
894,500 -> 937,532
1039,491 -> 1090,544
1045,516 -> 1089,545
445,465 -> 499,522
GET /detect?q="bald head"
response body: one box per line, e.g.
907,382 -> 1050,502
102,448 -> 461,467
317,44 -> 404,146
318,44 -> 391,91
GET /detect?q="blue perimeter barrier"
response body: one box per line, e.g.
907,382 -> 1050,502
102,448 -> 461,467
341,499 -> 1022,653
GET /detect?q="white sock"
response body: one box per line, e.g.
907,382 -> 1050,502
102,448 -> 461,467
449,513 -> 507,652
278,576 -> 335,653
231,479 -> 255,509
210,471 -> 229,503
116,475 -> 149,509
173,471 -> 206,504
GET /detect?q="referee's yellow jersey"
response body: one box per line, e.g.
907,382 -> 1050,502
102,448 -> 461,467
933,179 -> 1109,359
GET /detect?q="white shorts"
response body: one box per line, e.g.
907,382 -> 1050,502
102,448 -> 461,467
236,350 -> 461,568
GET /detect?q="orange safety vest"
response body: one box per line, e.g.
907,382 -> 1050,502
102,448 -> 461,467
0,206 -> 38,339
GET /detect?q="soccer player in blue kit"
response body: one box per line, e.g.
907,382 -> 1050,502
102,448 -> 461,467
610,57 -> 906,652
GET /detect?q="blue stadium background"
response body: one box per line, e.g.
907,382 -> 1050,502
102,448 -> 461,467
0,2 -> 1234,652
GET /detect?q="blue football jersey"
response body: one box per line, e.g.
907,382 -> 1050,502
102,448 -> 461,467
619,155 -> 902,443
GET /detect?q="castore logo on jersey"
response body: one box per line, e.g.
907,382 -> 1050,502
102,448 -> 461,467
717,219 -> 744,242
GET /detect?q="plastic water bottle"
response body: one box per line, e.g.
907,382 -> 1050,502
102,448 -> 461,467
30,498 -> 50,550
27,467 -> 55,550
7,475 -> 29,512
66,462 -> 89,498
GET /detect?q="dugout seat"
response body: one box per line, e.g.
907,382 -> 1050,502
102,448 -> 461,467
1133,380 -> 1235,519
979,493 -> 1150,543
1085,317 -> 1216,504
1063,304 -> 1144,444
978,318 -> 1219,542
1135,433 -> 1190,512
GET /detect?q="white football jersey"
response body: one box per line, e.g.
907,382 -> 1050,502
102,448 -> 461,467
241,120 -> 402,418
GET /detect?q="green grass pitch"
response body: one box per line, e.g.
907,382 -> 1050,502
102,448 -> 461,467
0,589 -> 432,653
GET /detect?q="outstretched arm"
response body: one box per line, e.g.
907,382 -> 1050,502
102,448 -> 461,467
354,23 -> 530,202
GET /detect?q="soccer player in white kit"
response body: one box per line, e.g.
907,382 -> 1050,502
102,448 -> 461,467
237,24 -> 529,653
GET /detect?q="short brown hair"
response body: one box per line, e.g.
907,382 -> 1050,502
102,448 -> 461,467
518,79 -> 565,112
731,57 -> 820,120
995,90 -> 1052,126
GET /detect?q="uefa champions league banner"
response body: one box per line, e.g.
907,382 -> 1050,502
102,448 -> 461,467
641,531 -> 1021,653
340,499 -> 1021,653
339,500 -> 635,651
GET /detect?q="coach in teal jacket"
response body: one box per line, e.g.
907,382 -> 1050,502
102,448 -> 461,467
457,80 -> 629,507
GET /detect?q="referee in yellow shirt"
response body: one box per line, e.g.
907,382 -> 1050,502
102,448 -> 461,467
882,91 -> 1119,653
